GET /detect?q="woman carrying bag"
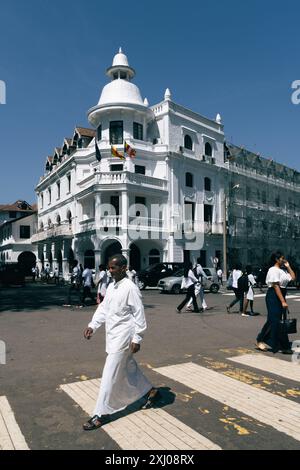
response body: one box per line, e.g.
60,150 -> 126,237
256,251 -> 296,354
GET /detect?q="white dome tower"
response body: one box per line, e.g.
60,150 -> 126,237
88,48 -> 153,128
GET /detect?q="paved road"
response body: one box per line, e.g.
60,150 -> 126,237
1,283 -> 300,450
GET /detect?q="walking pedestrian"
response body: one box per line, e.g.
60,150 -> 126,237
217,268 -> 223,286
242,266 -> 257,316
96,264 -> 108,304
186,258 -> 208,311
176,263 -> 200,313
63,260 -> 81,306
31,266 -> 36,282
81,267 -> 96,306
82,254 -> 159,430
226,263 -> 243,313
256,252 -> 296,354
54,267 -> 59,285
126,266 -> 138,285
44,264 -> 50,283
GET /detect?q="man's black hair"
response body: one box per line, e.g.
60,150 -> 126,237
108,254 -> 127,267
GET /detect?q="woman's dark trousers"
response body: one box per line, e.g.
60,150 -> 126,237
177,285 -> 199,312
256,287 -> 290,352
229,288 -> 244,312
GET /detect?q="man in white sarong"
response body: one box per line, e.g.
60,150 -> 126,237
83,254 -> 159,431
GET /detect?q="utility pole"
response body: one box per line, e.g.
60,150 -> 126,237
223,194 -> 227,281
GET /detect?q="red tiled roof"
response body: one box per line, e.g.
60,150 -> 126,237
75,127 -> 96,138
0,200 -> 35,212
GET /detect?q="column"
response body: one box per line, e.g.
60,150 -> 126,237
62,240 -> 69,279
121,248 -> 130,264
94,193 -> 101,229
94,249 -> 101,273
51,242 -> 56,271
122,191 -> 128,230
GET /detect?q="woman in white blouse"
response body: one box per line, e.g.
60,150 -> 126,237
256,251 -> 296,353
176,263 -> 200,313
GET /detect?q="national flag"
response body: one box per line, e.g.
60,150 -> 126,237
111,146 -> 125,159
95,139 -> 101,162
124,141 -> 136,158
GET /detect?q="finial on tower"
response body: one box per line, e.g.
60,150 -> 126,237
164,88 -> 171,101
216,113 -> 222,124
144,97 -> 149,106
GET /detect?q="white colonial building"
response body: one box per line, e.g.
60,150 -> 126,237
33,49 -> 226,276
32,48 -> 300,277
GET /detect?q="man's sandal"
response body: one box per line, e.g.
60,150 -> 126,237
141,388 -> 160,409
83,415 -> 103,431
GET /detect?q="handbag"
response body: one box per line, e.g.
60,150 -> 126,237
279,308 -> 297,335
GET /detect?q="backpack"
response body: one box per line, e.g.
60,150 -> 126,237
238,274 -> 249,293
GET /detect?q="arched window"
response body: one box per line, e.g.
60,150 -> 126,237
47,218 -> 52,228
39,221 -> 44,231
185,172 -> 193,187
205,142 -> 212,157
149,248 -> 160,265
67,210 -> 72,225
204,177 -> 211,191
184,135 -> 193,150
56,214 -> 61,225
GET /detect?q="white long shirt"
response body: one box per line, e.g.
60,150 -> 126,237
232,269 -> 242,289
88,277 -> 147,353
181,269 -> 198,289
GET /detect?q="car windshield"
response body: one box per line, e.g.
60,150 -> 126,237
144,264 -> 161,272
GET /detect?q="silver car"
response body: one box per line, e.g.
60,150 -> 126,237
157,268 -> 220,294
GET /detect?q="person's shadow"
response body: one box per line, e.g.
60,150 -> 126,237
104,387 -> 175,424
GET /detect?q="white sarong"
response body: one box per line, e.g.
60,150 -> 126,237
94,349 -> 152,416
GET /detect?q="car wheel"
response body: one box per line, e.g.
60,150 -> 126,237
210,283 -> 219,293
138,280 -> 146,290
171,284 -> 181,295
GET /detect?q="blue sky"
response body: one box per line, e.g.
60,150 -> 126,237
0,0 -> 300,203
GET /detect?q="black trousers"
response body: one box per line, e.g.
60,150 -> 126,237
229,288 -> 244,312
177,285 -> 199,312
81,286 -> 95,305
257,287 -> 290,352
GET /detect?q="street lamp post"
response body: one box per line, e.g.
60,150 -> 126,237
223,184 -> 240,281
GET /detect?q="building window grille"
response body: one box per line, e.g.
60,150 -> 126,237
204,204 -> 213,222
20,225 -> 30,238
184,135 -> 193,150
185,172 -> 193,187
133,122 -> 143,140
110,164 -> 123,172
135,165 -> 145,175
97,125 -> 102,141
110,121 -> 123,144
204,177 -> 211,191
205,142 -> 212,156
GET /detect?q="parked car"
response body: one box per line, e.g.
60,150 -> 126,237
137,262 -> 184,290
157,268 -> 220,294
0,265 -> 25,287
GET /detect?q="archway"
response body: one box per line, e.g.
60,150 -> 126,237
129,244 -> 141,271
18,251 -> 36,276
57,250 -> 63,272
104,241 -> 122,266
84,250 -> 95,269
68,248 -> 75,272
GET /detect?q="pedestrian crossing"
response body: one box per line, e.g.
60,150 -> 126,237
0,396 -> 29,450
58,351 -> 300,450
2,351 -> 300,450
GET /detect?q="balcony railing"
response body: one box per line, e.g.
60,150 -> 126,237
174,221 -> 223,234
31,224 -> 73,242
89,171 -> 168,191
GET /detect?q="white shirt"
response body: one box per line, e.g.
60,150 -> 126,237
88,277 -> 147,353
266,266 -> 292,288
181,269 -> 198,289
232,269 -> 242,288
82,268 -> 93,287
217,269 -> 223,277
97,270 -> 108,296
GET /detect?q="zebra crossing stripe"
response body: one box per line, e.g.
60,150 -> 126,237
60,380 -> 221,450
228,354 -> 300,383
153,362 -> 300,442
0,396 -> 29,450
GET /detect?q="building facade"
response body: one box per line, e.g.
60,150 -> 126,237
0,212 -> 37,274
30,49 -> 300,277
